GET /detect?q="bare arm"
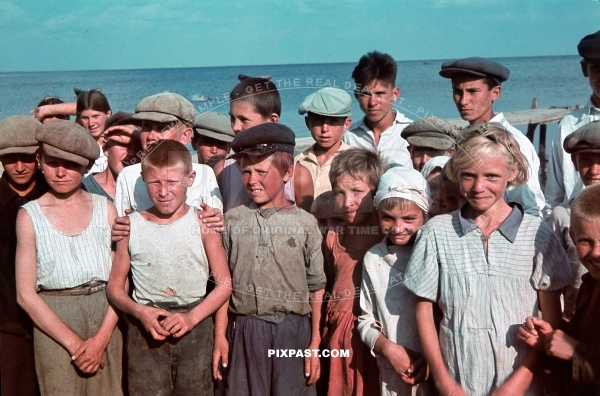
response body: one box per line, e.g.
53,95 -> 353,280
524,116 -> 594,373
212,301 -> 230,380
305,288 -> 324,385
415,298 -> 467,396
294,162 -> 314,212
30,102 -> 77,121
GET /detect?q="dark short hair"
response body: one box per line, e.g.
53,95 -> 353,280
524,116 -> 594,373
76,89 -> 111,115
37,96 -> 70,120
141,140 -> 192,176
352,51 -> 397,88
229,77 -> 281,118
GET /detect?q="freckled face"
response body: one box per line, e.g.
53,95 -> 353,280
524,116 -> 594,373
143,166 -> 195,215
229,100 -> 271,134
572,218 -> 600,281
333,175 -> 375,225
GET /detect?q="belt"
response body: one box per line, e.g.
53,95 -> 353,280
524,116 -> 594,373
39,282 -> 106,296
146,297 -> 204,313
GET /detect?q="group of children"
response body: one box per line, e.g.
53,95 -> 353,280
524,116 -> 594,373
1,31 -> 600,396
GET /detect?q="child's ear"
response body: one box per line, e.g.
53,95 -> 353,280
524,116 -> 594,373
283,165 -> 293,183
343,118 -> 352,131
268,113 -> 279,123
187,170 -> 196,187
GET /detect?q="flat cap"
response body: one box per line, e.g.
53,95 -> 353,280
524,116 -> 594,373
564,121 -> 600,154
298,87 -> 352,117
230,123 -> 295,158
439,57 -> 510,83
578,30 -> 600,62
36,120 -> 99,166
105,111 -> 134,129
132,92 -> 195,125
0,115 -> 41,156
193,112 -> 235,142
401,116 -> 459,150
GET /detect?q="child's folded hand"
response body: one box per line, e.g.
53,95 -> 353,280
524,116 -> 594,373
71,335 -> 107,374
382,341 -> 412,378
402,353 -> 429,385
137,306 -> 171,341
161,312 -> 197,338
518,316 -> 553,351
212,336 -> 229,380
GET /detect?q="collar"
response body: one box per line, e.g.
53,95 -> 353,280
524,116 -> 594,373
381,239 -> 413,268
357,110 -> 411,133
299,142 -> 352,165
250,202 -> 297,219
458,202 -> 524,242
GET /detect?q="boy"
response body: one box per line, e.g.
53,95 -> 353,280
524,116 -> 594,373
107,140 -> 232,396
342,51 -> 413,169
548,120 -> 600,319
520,183 -> 600,395
323,148 -> 387,396
400,116 -> 457,172
358,167 -> 434,396
546,30 -> 600,209
0,115 -> 44,396
192,112 -> 235,169
296,87 -> 353,202
213,123 -> 326,395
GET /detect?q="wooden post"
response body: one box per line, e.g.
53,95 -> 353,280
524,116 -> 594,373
526,98 -> 538,142
539,123 -> 547,190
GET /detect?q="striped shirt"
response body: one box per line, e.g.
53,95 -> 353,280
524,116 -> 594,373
404,204 -> 571,396
22,194 -> 112,290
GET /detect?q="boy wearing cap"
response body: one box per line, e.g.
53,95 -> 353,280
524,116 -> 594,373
358,167 -> 435,396
0,115 -> 45,396
400,116 -> 457,172
546,30 -> 600,210
213,123 -> 326,396
296,87 -> 353,203
192,112 -> 235,169
439,56 -> 546,218
114,92 -> 223,216
342,51 -> 413,169
548,121 -> 600,320
16,120 -> 122,395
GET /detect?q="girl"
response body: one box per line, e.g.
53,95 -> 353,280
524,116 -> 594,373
16,120 -> 122,396
404,122 -> 571,396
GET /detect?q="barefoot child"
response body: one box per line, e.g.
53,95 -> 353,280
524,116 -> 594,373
16,120 -> 123,395
213,123 -> 326,395
404,122 -> 571,396
358,167 -> 435,396
107,140 -> 231,396
520,183 -> 600,395
323,148 -> 387,396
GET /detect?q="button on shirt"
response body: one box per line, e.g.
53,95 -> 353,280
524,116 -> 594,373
342,111 -> 413,168
223,204 -> 326,317
295,142 -> 353,199
546,100 -> 600,209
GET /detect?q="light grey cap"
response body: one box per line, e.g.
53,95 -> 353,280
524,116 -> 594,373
132,92 -> 195,125
36,120 -> 99,166
193,112 -> 235,142
0,115 -> 41,156
298,87 -> 351,117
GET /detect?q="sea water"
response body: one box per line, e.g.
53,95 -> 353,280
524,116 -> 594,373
0,55 -> 591,151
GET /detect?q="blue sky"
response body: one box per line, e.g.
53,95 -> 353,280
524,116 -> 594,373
1,0 -> 599,72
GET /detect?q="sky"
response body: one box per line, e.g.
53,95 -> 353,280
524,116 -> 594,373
1,0 -> 599,72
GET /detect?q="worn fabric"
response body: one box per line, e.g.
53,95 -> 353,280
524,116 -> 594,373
0,331 -> 39,396
557,273 -> 600,395
545,100 -> 600,209
357,240 -> 434,396
225,313 -> 316,396
114,162 -> 222,216
35,290 -> 123,396
128,207 -> 210,306
295,142 -> 352,199
489,113 -> 546,218
547,201 -> 588,319
22,194 -> 112,290
127,313 -> 213,396
404,204 -> 571,396
220,158 -> 294,213
342,111 -> 413,169
81,174 -> 113,202
88,145 -> 107,176
223,203 -> 326,317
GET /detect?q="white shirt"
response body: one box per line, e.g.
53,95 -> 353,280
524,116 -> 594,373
342,111 -> 413,168
491,112 -> 546,217
545,100 -> 600,209
87,144 -> 107,176
114,162 -> 223,216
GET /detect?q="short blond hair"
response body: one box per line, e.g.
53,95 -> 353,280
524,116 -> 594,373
445,122 -> 529,187
329,148 -> 387,191
571,184 -> 600,225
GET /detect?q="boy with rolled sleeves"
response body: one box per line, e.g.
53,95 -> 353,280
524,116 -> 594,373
192,112 -> 235,169
213,123 -> 326,396
296,87 -> 353,203
0,115 -> 44,396
548,121 -> 600,319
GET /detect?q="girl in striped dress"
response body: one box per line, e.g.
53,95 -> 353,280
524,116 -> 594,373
404,122 -> 571,396
15,120 -> 122,396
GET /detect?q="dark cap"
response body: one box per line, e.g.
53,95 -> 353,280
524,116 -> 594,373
131,92 -> 195,125
564,121 -> 600,154
578,30 -> 600,62
0,115 -> 41,156
36,120 -> 99,166
230,123 -> 295,158
401,117 -> 459,150
439,57 -> 510,83
193,112 -> 235,143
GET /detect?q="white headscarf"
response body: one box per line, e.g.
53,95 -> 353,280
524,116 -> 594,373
374,166 -> 432,213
